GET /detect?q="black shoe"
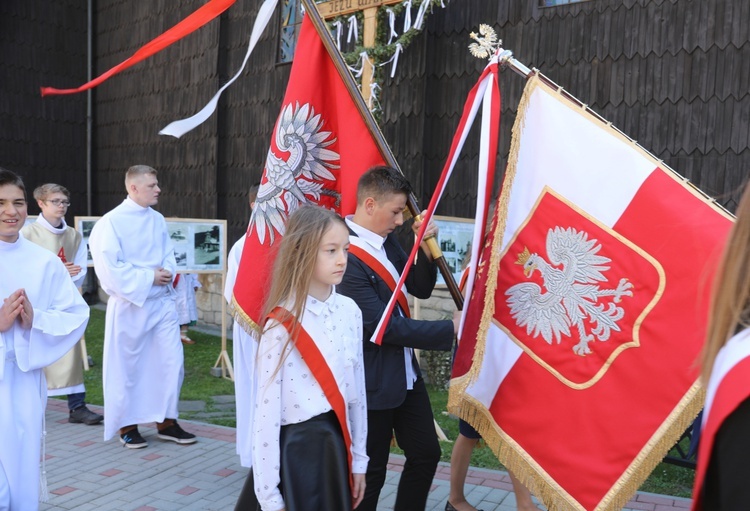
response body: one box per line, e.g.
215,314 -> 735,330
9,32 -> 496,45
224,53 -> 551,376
157,421 -> 197,445
445,502 -> 484,511
120,428 -> 148,449
69,406 -> 104,425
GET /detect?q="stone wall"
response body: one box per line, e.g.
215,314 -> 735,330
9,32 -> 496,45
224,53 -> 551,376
195,274 -> 232,328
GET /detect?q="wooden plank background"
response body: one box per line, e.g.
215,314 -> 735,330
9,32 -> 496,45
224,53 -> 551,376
1,0 -> 748,246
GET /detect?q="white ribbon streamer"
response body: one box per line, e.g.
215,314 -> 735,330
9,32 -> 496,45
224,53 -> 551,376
390,43 -> 403,78
347,52 -> 367,78
368,82 -> 380,110
414,0 -> 430,30
347,15 -> 358,44
386,8 -> 398,45
403,0 -> 413,32
160,0 -> 279,138
332,20 -> 343,50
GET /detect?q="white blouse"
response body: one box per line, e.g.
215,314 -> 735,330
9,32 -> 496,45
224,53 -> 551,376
252,291 -> 368,511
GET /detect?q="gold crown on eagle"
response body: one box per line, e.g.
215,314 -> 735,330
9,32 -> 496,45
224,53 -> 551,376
515,247 -> 531,266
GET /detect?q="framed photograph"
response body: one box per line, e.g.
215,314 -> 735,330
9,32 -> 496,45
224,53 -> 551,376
170,218 -> 227,272
74,216 -> 99,266
434,215 -> 475,287
75,216 -> 227,273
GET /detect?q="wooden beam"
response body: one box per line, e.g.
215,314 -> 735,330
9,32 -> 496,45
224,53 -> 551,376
317,0 -> 402,20
301,0 -> 464,308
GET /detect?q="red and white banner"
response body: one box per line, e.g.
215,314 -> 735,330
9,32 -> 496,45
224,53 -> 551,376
450,74 -> 733,511
231,14 -> 386,327
371,58 -> 500,345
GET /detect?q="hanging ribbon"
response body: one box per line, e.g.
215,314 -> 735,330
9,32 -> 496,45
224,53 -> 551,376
347,52 -> 366,78
40,0 -> 237,96
368,82 -> 380,111
346,15 -> 359,44
332,20 -> 343,50
370,58 -> 501,345
159,0 -> 278,138
378,44 -> 403,79
386,8 -> 398,45
414,0 -> 430,31
390,43 -> 403,78
403,0 -> 413,32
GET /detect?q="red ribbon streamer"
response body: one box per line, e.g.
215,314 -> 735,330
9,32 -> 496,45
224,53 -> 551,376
40,0 -> 235,96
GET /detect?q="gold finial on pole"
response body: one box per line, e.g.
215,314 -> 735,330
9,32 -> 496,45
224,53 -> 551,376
469,24 -> 500,60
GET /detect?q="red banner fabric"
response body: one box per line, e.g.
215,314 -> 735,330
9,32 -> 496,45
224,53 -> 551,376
232,15 -> 386,327
40,0 -> 235,96
451,76 -> 733,510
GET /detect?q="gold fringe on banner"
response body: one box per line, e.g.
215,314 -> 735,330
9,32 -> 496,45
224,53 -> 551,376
447,73 -> 540,420
230,295 -> 261,335
448,73 -> 706,510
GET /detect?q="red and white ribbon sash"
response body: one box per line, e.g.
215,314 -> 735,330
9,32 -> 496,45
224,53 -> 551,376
369,58 -> 501,345
268,307 -> 354,492
347,239 -> 411,334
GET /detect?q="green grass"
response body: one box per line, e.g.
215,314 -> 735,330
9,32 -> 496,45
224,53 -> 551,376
70,307 -> 694,498
60,307 -> 235,415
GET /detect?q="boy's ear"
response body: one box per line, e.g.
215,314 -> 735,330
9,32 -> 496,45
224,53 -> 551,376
364,197 -> 376,214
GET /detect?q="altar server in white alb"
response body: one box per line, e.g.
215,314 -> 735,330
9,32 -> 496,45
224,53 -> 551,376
224,183 -> 259,468
89,165 -> 196,448
0,168 -> 90,510
21,183 -> 104,426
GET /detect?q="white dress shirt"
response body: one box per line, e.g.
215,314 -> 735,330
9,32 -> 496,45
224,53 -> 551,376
252,291 -> 368,511
345,217 -> 417,390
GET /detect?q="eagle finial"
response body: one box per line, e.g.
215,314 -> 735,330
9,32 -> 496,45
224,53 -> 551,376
469,24 -> 500,61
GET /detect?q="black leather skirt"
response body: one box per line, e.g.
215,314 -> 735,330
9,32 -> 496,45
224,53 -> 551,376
234,410 -> 352,511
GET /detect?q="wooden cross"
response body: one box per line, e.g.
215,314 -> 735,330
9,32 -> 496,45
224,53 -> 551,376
315,0 -> 404,106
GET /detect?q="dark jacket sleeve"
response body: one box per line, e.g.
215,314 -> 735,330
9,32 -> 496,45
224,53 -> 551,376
338,254 -> 453,351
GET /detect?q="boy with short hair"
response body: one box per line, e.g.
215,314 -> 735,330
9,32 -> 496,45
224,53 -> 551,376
0,168 -> 89,509
22,183 -> 103,425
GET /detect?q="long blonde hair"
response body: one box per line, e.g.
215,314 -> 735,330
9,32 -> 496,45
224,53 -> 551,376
701,183 -> 750,383
257,205 -> 347,340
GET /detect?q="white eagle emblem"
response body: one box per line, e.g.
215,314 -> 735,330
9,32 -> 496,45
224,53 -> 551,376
251,102 -> 341,244
505,227 -> 634,356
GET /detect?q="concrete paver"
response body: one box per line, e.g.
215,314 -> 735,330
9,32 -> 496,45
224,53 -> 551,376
39,399 -> 692,511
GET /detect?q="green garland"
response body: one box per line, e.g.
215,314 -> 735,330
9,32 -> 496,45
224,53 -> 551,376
325,0 -> 448,112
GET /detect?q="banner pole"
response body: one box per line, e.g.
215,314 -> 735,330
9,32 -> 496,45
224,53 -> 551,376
494,45 -> 731,217
301,0 -> 464,309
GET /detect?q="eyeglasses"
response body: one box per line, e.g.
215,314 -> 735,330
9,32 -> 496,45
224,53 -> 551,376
46,199 -> 71,207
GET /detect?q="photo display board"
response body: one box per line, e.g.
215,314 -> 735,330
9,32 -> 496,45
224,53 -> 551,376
75,216 -> 227,273
434,215 -> 475,287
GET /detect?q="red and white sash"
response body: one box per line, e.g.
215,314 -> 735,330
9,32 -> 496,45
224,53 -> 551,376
348,236 -> 411,325
691,329 -> 750,510
268,307 -> 354,491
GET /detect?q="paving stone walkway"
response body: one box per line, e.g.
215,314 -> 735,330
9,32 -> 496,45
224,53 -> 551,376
37,399 -> 691,511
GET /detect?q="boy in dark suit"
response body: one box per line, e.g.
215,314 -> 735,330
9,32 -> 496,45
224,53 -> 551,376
338,166 -> 460,511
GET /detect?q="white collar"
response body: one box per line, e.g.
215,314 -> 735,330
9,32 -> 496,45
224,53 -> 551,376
345,216 -> 386,252
306,290 -> 337,317
36,213 -> 68,234
0,236 -> 23,251
124,196 -> 149,210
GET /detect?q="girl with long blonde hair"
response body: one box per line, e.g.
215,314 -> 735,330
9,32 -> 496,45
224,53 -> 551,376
692,183 -> 750,510
234,205 -> 368,511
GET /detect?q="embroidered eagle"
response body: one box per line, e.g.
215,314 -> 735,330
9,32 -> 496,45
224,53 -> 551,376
250,102 -> 341,244
505,227 -> 634,356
